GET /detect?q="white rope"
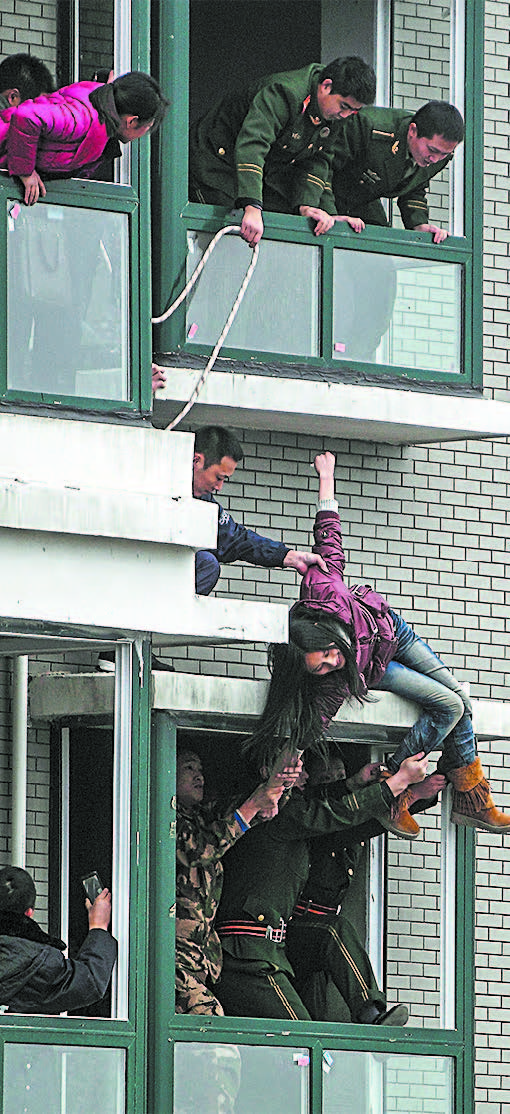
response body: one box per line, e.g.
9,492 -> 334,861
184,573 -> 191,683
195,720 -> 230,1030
152,224 -> 260,431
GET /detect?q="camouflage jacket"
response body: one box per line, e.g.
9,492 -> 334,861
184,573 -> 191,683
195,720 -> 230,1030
176,802 -> 247,983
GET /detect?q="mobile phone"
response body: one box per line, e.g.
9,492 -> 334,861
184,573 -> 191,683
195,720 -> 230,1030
81,871 -> 104,904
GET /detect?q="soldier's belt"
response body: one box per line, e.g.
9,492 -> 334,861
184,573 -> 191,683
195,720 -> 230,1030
217,917 -> 287,944
292,899 -> 342,917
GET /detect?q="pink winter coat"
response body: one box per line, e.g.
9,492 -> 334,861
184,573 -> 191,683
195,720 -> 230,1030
0,82 -> 109,179
293,509 -> 398,728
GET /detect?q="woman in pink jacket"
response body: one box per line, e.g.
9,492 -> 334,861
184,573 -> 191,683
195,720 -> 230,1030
0,71 -> 169,204
247,451 -> 510,840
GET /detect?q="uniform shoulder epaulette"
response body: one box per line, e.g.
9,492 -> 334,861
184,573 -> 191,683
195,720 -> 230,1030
371,128 -> 395,140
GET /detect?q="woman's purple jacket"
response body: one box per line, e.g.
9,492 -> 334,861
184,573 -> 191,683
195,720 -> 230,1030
0,82 -> 109,179
293,509 -> 398,729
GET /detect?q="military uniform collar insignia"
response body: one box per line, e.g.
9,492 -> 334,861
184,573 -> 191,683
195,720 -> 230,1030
392,139 -> 399,154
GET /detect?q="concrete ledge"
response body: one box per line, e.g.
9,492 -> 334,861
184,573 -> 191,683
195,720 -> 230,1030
0,414 -> 194,498
0,484 -> 217,547
29,669 -> 510,742
153,366 -> 510,445
0,528 -> 288,640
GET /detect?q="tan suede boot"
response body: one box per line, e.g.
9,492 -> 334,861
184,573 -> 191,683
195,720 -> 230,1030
448,757 -> 510,833
379,786 -> 420,840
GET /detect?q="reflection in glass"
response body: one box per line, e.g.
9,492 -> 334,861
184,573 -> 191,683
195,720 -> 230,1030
392,1 -> 457,232
174,1042 -> 309,1114
385,792 -> 443,1029
186,231 -> 320,357
323,1050 -> 453,1114
333,249 -> 461,371
3,1044 -> 125,1114
7,202 -> 130,399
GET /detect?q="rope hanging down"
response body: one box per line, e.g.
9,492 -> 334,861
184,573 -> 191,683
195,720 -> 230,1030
151,225 -> 259,431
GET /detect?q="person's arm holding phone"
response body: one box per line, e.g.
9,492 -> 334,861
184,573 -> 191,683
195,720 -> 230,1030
86,886 -> 112,932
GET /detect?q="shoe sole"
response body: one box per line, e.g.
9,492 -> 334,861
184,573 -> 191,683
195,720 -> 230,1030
375,1004 -> 409,1026
451,812 -> 510,833
379,818 -> 420,840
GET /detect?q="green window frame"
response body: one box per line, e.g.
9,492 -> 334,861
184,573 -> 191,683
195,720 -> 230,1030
0,637 -> 153,1114
0,0 -> 153,415
0,178 -> 151,413
150,712 -> 476,1114
153,0 -> 483,390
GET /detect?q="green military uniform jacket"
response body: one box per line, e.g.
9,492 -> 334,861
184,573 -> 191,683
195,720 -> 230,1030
327,106 -> 455,229
216,781 -> 391,976
189,63 -> 338,212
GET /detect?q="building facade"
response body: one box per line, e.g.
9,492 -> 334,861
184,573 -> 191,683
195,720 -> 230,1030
0,1 -> 509,1112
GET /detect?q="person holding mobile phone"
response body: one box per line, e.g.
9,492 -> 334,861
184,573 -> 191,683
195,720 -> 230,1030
0,865 -> 117,1015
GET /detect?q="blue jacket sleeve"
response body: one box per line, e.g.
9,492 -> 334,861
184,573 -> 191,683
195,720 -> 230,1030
215,501 -> 289,568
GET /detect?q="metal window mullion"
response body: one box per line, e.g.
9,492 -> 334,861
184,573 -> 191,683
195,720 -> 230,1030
111,642 -> 133,1021
450,0 -> 465,237
60,727 -> 70,947
440,786 -> 456,1029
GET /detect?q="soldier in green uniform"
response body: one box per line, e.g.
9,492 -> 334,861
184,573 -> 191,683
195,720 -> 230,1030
189,56 -> 376,247
286,757 -> 446,1023
322,100 -> 464,360
175,747 -> 299,1015
328,100 -> 464,242
214,750 -> 428,1021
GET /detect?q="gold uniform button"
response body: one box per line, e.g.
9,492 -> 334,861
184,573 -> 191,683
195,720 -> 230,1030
360,842 -> 365,848
348,868 -> 354,877
218,147 -> 225,156
257,914 -> 265,922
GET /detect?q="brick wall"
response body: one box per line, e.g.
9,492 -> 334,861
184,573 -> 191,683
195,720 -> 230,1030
0,1 -> 58,72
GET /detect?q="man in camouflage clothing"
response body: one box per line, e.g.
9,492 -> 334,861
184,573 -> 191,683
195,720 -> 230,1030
175,748 -> 298,1014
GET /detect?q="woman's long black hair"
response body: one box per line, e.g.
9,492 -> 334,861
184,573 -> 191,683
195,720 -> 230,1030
243,607 -> 367,773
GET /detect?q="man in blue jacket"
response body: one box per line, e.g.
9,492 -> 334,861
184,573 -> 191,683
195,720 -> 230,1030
193,425 -> 327,594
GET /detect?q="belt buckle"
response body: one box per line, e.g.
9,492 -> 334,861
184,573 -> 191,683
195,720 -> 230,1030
266,917 -> 286,943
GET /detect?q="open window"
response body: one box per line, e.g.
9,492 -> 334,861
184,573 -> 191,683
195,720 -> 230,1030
0,633 -> 150,1114
150,707 -> 475,1114
153,0 -> 480,388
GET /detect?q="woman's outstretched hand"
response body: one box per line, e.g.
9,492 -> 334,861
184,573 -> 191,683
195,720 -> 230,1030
314,451 -> 336,503
314,451 -> 336,477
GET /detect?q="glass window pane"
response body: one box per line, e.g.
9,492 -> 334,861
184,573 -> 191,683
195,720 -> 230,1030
186,231 -> 320,357
333,249 -> 462,371
323,1050 -> 453,1114
4,1044 -> 125,1114
392,1 -> 460,234
174,1043 -> 309,1114
7,202 -> 130,399
385,793 -> 445,1029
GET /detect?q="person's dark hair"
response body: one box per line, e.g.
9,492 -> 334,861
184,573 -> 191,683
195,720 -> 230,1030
111,71 -> 170,127
0,52 -> 54,101
318,56 -> 376,106
0,866 -> 36,915
412,101 -> 464,143
194,426 -> 244,468
243,607 -> 367,773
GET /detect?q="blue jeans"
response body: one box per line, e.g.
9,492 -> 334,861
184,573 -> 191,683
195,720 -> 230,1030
374,611 -> 476,774
195,550 -> 221,595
